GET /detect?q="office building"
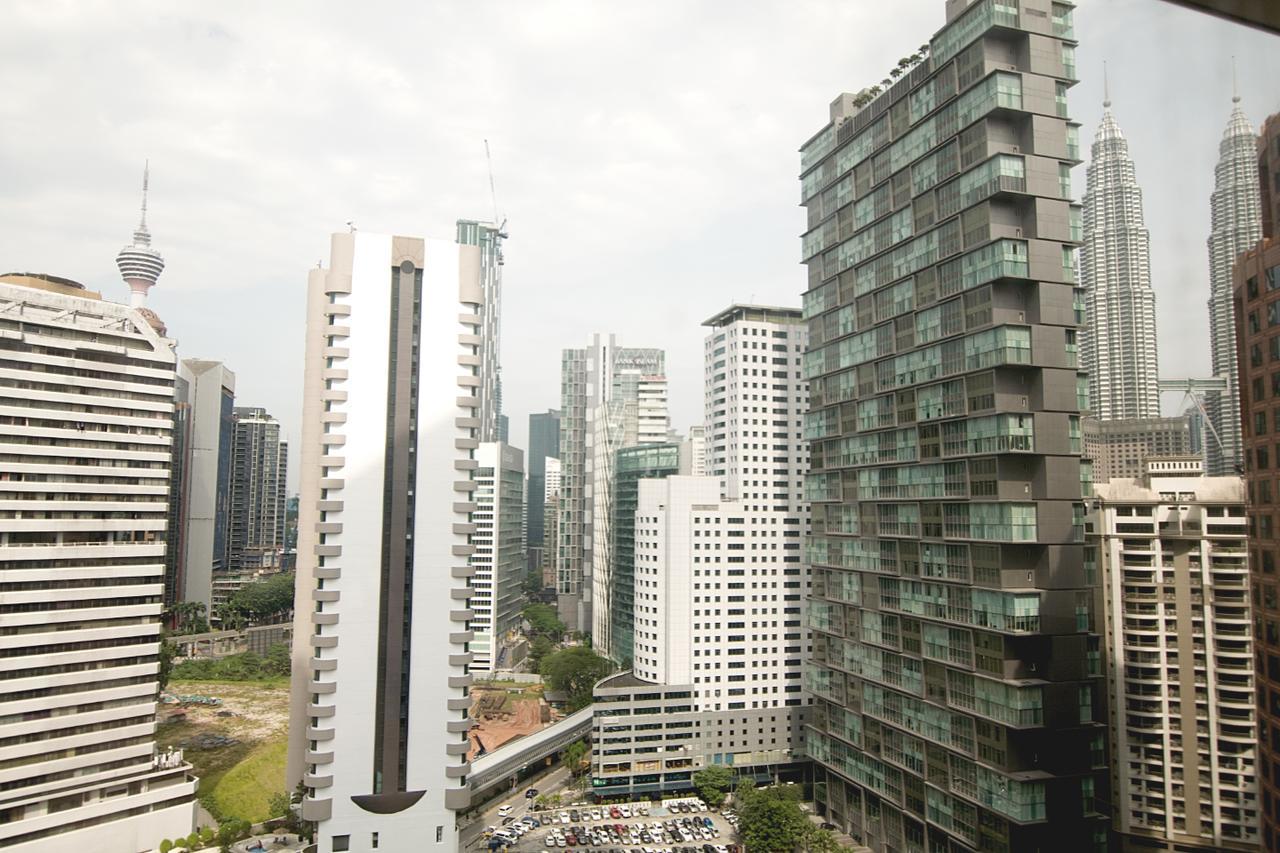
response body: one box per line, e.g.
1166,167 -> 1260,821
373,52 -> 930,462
164,368 -> 193,608
555,335 -> 664,631
591,474 -> 812,798
225,407 -> 288,576
1206,92 -> 1262,475
469,442 -> 525,673
1090,457 -> 1257,851
685,425 -> 708,476
1260,114 -> 1280,239
288,231 -> 484,850
1082,415 -> 1191,483
589,373 -> 672,651
705,305 -> 808,506
590,303 -> 811,798
1079,91 -> 1160,422
1234,116 -> 1280,844
0,272 -> 196,851
173,358 -> 235,613
798,2 -> 1107,850
541,457 -> 562,590
458,220 -> 505,443
526,409 -> 562,558
596,442 -> 685,665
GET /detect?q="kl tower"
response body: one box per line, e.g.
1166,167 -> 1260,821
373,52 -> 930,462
115,163 -> 165,308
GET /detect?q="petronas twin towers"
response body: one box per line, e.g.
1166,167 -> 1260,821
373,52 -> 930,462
1207,93 -> 1264,473
1079,95 -> 1161,421
1080,81 -> 1262,474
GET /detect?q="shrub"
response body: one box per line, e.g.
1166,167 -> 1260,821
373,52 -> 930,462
159,840 -> 173,853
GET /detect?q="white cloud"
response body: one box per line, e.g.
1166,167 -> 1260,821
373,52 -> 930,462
2,0 -> 1278,477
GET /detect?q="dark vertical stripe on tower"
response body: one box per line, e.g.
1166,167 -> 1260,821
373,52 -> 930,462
373,260 -> 420,793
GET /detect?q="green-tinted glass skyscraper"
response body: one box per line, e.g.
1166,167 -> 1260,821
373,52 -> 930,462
799,2 -> 1106,851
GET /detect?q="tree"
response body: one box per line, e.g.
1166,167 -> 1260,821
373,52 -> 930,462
522,603 -> 565,640
529,635 -> 554,669
157,635 -> 177,692
736,783 -> 810,853
540,646 -> 614,711
220,572 -> 296,625
170,601 -> 209,635
269,790 -> 291,818
217,818 -> 251,853
159,841 -> 173,853
692,765 -> 734,807
562,739 -> 590,776
186,832 -> 200,850
263,642 -> 291,677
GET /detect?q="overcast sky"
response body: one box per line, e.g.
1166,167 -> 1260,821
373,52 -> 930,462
3,0 -> 1278,491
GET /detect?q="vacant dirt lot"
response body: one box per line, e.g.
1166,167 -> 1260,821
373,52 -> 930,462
156,678 -> 290,824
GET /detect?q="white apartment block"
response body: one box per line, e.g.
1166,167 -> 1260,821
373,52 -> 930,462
469,442 -> 525,673
0,273 -> 195,851
1091,457 -> 1258,850
289,232 -> 482,852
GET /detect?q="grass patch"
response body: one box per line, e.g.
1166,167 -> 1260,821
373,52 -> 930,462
210,736 -> 288,823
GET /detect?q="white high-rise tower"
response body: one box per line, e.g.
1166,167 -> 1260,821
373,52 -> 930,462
1206,87 -> 1263,475
1079,91 -> 1161,421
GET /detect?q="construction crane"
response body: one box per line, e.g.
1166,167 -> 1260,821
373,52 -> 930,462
1157,376 -> 1229,457
484,139 -> 508,239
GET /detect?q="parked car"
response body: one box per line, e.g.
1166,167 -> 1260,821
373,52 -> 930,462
527,788 -> 540,798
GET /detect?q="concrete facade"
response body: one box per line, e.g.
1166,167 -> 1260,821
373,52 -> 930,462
0,273 -> 196,850
470,442 -> 525,673
1091,458 -> 1257,849
1234,219 -> 1280,848
289,232 -> 484,852
1082,415 -> 1192,484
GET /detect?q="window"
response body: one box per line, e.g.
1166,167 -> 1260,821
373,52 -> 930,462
1251,276 -> 1261,300
437,826 -> 444,843
372,832 -> 380,849
333,836 -> 351,852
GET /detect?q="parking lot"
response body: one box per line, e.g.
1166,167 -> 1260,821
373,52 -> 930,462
486,797 -> 742,853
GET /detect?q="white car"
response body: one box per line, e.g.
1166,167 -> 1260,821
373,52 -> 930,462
498,805 -> 514,817
559,813 -> 570,824
619,806 -> 631,818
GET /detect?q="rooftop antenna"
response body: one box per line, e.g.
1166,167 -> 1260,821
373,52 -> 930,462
1232,55 -> 1240,103
1103,60 -> 1110,108
140,160 -> 150,230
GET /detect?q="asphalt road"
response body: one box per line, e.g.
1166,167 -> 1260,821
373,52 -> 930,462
459,765 -> 575,851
